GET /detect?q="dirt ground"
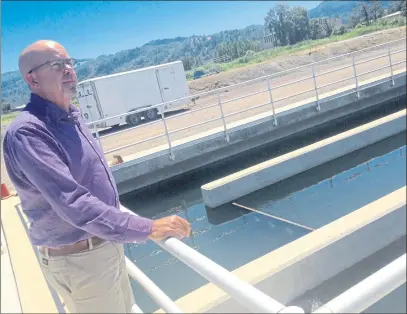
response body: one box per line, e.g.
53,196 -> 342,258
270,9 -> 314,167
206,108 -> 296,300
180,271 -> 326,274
1,27 -> 406,191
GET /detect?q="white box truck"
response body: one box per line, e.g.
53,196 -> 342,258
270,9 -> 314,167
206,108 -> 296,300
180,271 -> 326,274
76,61 -> 190,128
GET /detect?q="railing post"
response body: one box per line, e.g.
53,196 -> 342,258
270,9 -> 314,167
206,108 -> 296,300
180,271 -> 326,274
93,123 -> 102,148
267,77 -> 278,126
387,44 -> 395,86
352,54 -> 360,98
87,105 -> 102,148
312,64 -> 321,111
217,91 -> 230,143
160,111 -> 175,160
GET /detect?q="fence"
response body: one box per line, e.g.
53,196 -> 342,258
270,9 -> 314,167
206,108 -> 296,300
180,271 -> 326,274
86,38 -> 406,161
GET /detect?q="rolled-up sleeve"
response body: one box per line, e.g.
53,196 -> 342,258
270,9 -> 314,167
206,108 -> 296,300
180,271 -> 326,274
8,125 -> 153,243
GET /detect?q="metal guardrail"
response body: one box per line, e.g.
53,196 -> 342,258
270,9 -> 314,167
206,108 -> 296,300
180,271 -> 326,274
313,253 -> 406,313
122,213 -> 406,313
125,256 -> 182,313
86,38 -> 406,158
119,205 -> 300,313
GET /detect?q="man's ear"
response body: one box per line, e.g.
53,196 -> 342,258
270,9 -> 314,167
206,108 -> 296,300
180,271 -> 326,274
25,73 -> 39,87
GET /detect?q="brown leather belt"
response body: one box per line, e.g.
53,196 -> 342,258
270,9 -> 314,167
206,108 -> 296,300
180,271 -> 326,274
39,237 -> 105,257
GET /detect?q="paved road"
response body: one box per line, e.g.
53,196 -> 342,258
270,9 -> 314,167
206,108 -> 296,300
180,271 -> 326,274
98,39 -> 406,162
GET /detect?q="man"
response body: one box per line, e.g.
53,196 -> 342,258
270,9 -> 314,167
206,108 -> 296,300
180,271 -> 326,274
3,40 -> 191,313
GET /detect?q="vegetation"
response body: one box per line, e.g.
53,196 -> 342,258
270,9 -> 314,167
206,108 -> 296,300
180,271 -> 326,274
2,0 -> 406,108
1,112 -> 19,128
308,0 -> 394,22
186,20 -> 405,80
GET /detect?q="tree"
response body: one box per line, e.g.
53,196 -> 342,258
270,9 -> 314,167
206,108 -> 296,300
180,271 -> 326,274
389,0 -> 407,17
264,4 -> 310,47
322,18 -> 336,36
182,57 -> 195,71
290,6 -> 310,44
350,1 -> 384,27
309,19 -> 325,40
369,0 -> 384,21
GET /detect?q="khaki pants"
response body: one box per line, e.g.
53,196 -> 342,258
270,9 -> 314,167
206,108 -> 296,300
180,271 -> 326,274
39,241 -> 134,313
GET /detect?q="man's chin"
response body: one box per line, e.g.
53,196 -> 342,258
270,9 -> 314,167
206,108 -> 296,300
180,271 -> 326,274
63,85 -> 77,97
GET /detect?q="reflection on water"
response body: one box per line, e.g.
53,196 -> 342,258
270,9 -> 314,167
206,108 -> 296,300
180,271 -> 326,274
121,132 -> 405,312
238,145 -> 406,229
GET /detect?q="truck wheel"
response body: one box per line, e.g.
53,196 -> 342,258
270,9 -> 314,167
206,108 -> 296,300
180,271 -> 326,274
145,108 -> 158,121
126,112 -> 141,126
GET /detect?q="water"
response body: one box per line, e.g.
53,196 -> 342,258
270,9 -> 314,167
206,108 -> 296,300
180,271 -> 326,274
292,236 -> 406,313
121,129 -> 406,313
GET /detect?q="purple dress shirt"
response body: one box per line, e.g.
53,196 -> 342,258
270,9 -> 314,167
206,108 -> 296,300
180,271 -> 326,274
3,93 -> 153,248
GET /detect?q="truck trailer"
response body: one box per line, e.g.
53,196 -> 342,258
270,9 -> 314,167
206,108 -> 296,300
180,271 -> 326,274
76,61 -> 190,129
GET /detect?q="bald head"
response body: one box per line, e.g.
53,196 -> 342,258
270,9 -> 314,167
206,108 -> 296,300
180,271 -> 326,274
18,40 -> 78,111
19,40 -> 68,77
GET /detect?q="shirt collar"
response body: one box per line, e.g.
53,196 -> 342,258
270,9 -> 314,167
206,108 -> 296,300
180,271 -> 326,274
25,93 -> 80,124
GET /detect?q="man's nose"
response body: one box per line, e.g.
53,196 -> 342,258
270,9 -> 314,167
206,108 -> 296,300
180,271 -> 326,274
63,67 -> 75,77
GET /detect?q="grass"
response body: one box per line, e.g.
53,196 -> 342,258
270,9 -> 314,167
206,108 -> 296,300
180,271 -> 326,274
186,20 -> 406,80
1,112 -> 19,128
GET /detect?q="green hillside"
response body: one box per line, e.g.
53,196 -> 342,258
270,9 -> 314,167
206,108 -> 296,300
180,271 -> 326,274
308,0 -> 393,21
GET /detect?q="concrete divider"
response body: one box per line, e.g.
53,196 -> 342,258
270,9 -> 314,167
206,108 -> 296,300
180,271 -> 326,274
201,109 -> 406,208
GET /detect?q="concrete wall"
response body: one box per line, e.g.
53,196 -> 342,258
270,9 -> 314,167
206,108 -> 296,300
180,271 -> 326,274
166,187 -> 406,313
201,109 -> 406,208
113,71 -> 406,196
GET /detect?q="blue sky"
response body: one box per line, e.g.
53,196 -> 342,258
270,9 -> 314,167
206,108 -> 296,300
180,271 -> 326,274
1,1 -> 320,73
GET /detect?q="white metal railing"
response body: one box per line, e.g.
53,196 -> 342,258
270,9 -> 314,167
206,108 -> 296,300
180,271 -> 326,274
313,253 -> 406,313
120,205 -> 300,313
122,215 -> 406,313
86,38 -> 406,158
125,256 -> 182,313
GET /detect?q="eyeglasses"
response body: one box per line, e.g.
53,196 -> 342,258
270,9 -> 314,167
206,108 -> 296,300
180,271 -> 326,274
28,58 -> 77,74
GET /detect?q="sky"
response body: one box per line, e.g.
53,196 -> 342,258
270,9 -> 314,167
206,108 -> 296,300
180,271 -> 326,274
1,1 -> 321,73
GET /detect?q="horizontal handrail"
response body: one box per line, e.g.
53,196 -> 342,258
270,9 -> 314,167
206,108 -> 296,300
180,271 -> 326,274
318,76 -> 356,90
100,119 -> 163,140
85,38 -> 406,127
221,88 -> 269,105
392,60 -> 406,66
357,64 -> 390,77
391,48 -> 407,56
165,102 -> 219,121
316,64 -> 353,77
155,238 -> 286,313
317,64 -> 353,78
168,116 -> 222,135
125,257 -> 182,313
355,52 -> 389,66
119,205 -> 288,313
313,253 -> 406,313
224,101 -> 270,118
274,87 -> 316,103
104,133 -> 166,155
272,75 -> 313,91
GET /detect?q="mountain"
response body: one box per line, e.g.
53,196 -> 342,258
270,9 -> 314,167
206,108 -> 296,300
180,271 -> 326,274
1,25 -> 264,107
308,0 -> 394,22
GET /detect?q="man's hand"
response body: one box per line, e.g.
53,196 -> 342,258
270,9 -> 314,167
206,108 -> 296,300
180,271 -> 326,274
148,215 -> 191,241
